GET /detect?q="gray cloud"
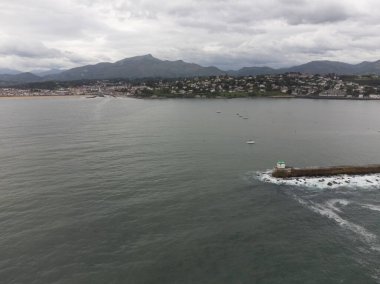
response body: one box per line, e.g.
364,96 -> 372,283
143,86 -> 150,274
0,0 -> 379,71
0,40 -> 62,58
277,0 -> 351,25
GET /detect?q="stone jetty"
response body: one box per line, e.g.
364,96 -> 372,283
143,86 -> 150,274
272,161 -> 380,178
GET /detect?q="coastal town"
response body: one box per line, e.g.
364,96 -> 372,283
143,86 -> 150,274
1,73 -> 380,99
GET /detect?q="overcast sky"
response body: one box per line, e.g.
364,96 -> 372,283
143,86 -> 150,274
1,0 -> 380,71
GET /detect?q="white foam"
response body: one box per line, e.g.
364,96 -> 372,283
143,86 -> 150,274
256,170 -> 380,189
292,195 -> 377,244
254,171 -> 380,255
324,199 -> 351,213
360,204 -> 380,212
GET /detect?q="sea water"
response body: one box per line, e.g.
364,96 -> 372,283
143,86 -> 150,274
0,97 -> 380,283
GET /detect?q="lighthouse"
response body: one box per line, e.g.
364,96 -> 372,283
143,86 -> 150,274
276,160 -> 286,169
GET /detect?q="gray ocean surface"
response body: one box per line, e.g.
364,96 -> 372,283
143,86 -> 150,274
1,97 -> 380,284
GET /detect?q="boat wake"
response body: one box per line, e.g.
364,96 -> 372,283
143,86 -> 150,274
256,170 -> 380,189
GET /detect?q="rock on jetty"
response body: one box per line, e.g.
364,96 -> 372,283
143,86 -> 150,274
272,163 -> 380,178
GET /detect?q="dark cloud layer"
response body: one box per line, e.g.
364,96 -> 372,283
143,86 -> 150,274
0,0 -> 379,71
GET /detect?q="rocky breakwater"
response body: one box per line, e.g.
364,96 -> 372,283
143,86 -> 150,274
272,164 -> 380,178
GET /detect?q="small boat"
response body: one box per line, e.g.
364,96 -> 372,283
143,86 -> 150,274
246,140 -> 255,144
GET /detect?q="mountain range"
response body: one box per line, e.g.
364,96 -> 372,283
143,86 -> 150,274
235,60 -> 380,76
2,54 -> 380,86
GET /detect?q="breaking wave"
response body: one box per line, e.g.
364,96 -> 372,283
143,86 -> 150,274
253,170 -> 380,252
292,195 -> 377,245
360,203 -> 380,212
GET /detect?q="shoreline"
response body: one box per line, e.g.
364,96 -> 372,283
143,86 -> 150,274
0,95 -> 86,100
1,94 -> 380,101
129,95 -> 380,100
296,95 -> 380,101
